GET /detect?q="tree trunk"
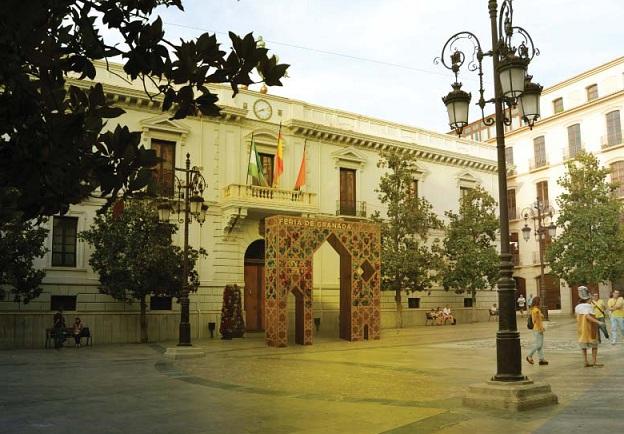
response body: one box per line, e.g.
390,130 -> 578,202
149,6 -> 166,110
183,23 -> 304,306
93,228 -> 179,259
471,290 -> 477,323
395,290 -> 403,328
140,295 -> 148,343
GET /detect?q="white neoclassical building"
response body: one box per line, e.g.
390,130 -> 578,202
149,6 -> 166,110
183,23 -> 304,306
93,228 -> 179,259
0,62 -> 500,348
461,56 -> 624,313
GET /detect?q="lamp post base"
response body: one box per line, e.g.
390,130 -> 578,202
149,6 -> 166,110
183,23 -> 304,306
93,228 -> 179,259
463,379 -> 558,411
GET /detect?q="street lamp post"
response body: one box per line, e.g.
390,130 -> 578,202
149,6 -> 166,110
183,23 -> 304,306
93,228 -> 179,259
437,0 -> 543,382
157,153 -> 208,346
521,199 -> 557,320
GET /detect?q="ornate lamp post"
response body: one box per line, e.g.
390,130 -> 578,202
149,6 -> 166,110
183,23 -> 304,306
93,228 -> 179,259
158,153 -> 208,346
436,2 -> 554,403
521,199 -> 557,320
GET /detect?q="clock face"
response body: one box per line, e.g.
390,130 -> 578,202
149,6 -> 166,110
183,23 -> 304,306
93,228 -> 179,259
253,99 -> 272,120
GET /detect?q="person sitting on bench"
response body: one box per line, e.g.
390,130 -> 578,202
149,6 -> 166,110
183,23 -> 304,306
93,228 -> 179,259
442,305 -> 456,325
490,304 -> 498,315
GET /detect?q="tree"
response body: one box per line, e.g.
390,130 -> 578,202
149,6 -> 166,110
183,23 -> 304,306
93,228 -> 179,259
372,149 -> 443,328
546,151 -> 624,287
0,218 -> 49,303
440,187 -> 499,320
0,0 -> 288,224
80,200 -> 205,343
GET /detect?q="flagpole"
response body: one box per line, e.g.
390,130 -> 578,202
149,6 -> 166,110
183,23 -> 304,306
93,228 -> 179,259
274,122 -> 283,188
246,133 -> 254,186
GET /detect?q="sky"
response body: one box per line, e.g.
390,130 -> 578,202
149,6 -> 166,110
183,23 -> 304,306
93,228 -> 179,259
154,0 -> 624,133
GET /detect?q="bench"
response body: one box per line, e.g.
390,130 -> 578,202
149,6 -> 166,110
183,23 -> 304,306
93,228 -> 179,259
45,327 -> 92,348
425,312 -> 435,326
488,310 -> 499,321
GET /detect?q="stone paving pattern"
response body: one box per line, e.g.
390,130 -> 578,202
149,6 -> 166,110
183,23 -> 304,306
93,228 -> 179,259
1,315 -> 623,433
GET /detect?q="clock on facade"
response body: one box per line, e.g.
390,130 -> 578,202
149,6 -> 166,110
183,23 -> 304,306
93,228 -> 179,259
253,99 -> 273,120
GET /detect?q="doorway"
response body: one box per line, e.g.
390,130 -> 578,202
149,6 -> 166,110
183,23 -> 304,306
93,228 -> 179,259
244,239 -> 265,331
536,274 -> 560,310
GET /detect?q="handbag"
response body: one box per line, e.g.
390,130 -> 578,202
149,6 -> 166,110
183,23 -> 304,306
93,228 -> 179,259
527,313 -> 534,330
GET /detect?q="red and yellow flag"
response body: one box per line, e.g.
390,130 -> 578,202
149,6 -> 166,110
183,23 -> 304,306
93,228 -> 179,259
294,141 -> 306,191
273,123 -> 284,187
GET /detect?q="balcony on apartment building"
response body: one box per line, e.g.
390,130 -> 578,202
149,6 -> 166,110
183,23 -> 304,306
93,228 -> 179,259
562,144 -> 585,161
222,184 -> 318,215
601,131 -> 624,150
336,200 -> 367,218
529,157 -> 549,171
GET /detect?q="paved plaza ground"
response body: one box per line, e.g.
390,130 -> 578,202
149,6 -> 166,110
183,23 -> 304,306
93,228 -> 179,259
1,315 -> 623,434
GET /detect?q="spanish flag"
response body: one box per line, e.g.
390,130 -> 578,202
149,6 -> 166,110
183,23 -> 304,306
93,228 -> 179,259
294,141 -> 306,191
273,123 -> 284,187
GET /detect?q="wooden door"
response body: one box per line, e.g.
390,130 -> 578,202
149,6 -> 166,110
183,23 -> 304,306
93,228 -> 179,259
339,168 -> 356,215
537,274 -> 560,310
244,264 -> 265,331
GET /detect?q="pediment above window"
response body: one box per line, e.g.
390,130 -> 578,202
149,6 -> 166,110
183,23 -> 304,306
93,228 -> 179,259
456,172 -> 480,188
331,146 -> 367,169
140,116 -> 190,136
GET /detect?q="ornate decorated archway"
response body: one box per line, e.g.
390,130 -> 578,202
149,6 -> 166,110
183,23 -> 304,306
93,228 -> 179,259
264,215 -> 381,347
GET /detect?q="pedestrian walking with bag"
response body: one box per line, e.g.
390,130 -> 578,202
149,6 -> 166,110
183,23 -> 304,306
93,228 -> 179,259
526,296 -> 548,366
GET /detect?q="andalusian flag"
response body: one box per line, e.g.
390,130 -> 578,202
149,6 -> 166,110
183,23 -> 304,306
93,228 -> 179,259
294,141 -> 306,191
273,123 -> 284,187
247,135 -> 268,186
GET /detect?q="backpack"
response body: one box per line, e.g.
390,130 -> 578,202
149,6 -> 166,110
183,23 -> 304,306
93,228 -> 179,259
527,313 -> 534,330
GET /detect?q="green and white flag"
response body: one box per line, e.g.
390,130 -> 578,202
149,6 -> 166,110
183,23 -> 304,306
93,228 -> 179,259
247,136 -> 268,186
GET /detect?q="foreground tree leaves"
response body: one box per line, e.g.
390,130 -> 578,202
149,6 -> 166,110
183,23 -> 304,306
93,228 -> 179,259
80,200 -> 206,343
0,0 -> 288,224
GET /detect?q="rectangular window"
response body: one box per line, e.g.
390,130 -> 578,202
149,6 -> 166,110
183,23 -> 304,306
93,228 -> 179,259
409,179 -> 419,198
52,216 -> 78,267
536,181 -> 549,207
586,84 -> 598,101
507,189 -> 517,220
339,168 -> 357,215
408,298 -> 420,309
567,124 -> 582,158
606,110 -> 622,147
553,98 -> 564,114
533,136 -> 546,167
50,295 -> 77,311
505,146 -> 514,166
460,186 -> 472,199
150,296 -> 173,310
611,161 -> 624,197
510,232 -> 520,266
151,139 -> 176,197
464,298 -> 473,308
259,153 -> 274,187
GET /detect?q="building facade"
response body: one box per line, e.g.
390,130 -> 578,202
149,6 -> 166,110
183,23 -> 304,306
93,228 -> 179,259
463,57 -> 624,313
0,62 -> 499,348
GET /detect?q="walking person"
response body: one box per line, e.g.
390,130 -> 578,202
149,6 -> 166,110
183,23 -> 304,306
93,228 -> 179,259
607,289 -> 624,344
72,317 -> 84,348
517,294 -> 526,317
576,286 -> 604,367
526,296 -> 548,366
591,292 -> 609,343
527,293 -> 533,308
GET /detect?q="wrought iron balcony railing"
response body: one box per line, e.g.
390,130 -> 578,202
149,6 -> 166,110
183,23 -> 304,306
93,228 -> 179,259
336,200 -> 367,218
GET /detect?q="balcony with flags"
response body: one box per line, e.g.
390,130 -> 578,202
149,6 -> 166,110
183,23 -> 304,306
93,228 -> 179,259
222,132 -> 317,231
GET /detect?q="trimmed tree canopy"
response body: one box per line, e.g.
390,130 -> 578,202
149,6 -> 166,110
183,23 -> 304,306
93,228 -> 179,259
546,151 -> 624,286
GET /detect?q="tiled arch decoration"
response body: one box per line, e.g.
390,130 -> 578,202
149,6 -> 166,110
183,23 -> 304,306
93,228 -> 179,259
264,215 -> 381,347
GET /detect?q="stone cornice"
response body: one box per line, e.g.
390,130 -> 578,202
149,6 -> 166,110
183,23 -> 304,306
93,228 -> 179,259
65,78 -> 248,122
285,119 -> 498,173
488,89 -> 624,142
543,56 -> 624,95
